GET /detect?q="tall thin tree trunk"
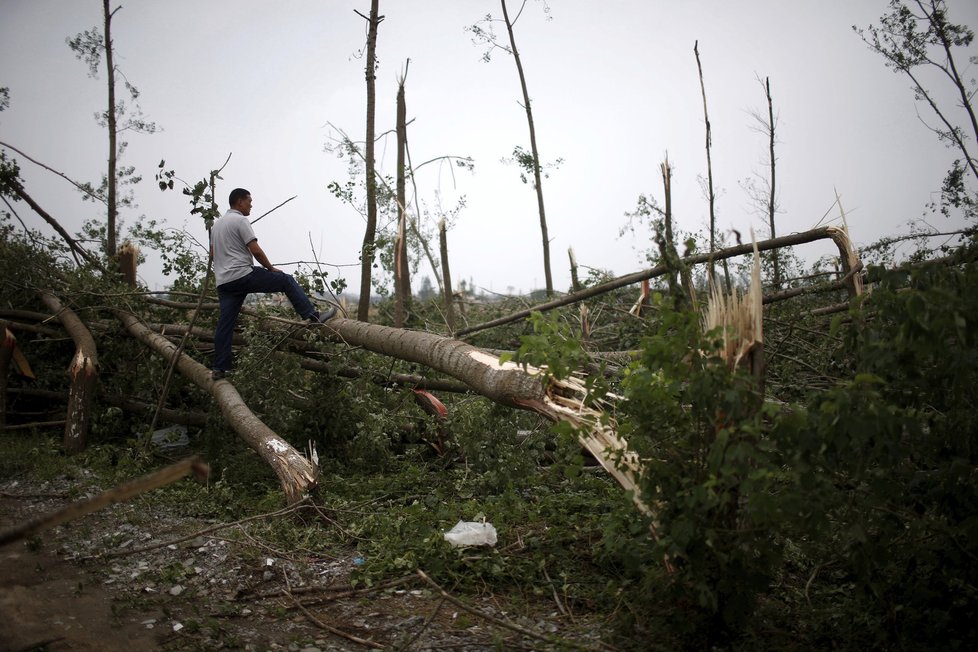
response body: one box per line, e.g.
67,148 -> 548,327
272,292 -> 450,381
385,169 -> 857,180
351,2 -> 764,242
394,64 -> 411,327
357,0 -> 382,321
694,41 -> 718,284
439,219 -> 456,333
500,0 -> 553,297
103,0 -> 118,260
765,77 -> 780,289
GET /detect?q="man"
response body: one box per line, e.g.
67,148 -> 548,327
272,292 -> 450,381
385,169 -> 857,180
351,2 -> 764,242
210,187 -> 336,380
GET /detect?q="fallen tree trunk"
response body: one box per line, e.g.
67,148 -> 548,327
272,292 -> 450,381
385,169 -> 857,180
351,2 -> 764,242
457,225 -> 862,337
39,292 -> 98,454
114,310 -> 318,503
144,323 -> 472,393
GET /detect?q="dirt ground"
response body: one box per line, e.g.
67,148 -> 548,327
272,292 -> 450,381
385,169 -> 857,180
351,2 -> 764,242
0,476 -> 613,652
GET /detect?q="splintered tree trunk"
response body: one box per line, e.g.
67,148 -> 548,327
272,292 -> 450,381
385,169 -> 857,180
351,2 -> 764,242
115,311 -> 317,503
357,0 -> 382,322
317,317 -> 655,519
394,66 -> 411,327
568,247 -> 582,292
39,292 -> 98,454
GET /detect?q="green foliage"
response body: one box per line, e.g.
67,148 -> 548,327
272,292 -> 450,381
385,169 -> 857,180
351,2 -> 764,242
505,145 -> 563,188
611,297 -> 780,641
504,310 -> 587,381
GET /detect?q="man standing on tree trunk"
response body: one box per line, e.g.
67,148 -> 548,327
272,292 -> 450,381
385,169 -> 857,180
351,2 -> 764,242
209,187 -> 336,380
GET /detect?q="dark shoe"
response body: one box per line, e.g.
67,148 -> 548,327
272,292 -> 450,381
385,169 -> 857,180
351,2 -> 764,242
212,370 -> 231,381
309,305 -> 338,323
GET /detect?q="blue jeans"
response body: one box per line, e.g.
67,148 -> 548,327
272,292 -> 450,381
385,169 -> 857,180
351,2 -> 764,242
212,267 -> 316,372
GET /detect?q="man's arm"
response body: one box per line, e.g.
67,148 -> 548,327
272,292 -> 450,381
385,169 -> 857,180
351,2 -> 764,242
247,239 -> 280,273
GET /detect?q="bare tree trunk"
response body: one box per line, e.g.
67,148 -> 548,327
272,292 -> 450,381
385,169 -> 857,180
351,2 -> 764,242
765,77 -> 780,289
357,0 -> 382,321
439,219 -> 456,333
115,310 -> 318,503
394,65 -> 411,327
103,0 -> 119,260
500,0 -> 553,297
694,41 -> 718,283
39,292 -> 98,454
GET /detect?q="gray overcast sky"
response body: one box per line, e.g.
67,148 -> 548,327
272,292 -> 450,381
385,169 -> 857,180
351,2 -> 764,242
2,1 -> 976,294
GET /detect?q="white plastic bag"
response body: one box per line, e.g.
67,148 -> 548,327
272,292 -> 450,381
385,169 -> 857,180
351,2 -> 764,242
443,520 -> 498,547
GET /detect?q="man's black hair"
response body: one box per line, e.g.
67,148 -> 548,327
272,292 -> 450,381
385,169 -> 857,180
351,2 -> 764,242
229,188 -> 251,207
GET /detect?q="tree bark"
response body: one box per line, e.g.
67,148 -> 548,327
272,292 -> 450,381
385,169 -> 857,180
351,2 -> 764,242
39,292 -> 98,454
357,0 -> 382,322
321,318 -> 544,408
114,310 -> 318,503
500,0 -> 553,297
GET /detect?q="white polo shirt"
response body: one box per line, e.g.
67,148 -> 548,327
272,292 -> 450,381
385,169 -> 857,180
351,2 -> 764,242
210,209 -> 258,287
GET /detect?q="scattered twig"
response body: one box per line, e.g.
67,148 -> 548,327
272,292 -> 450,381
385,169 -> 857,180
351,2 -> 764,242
393,594 -> 448,651
542,565 -> 570,618
256,574 -> 414,605
78,496 -> 312,560
284,570 -> 385,649
415,570 -> 613,652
